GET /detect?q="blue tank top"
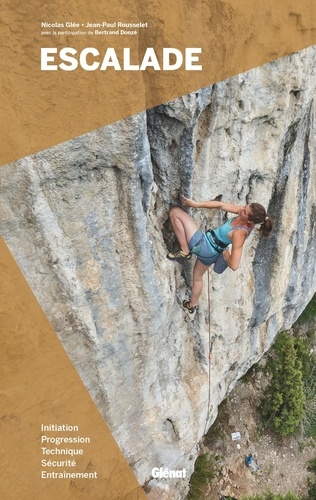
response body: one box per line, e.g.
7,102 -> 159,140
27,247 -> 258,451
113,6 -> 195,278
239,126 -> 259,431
206,217 -> 253,248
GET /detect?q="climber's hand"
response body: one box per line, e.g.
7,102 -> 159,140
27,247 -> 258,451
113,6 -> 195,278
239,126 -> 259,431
181,196 -> 197,208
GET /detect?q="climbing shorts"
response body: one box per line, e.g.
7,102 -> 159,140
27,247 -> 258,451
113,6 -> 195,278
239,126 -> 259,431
189,230 -> 219,266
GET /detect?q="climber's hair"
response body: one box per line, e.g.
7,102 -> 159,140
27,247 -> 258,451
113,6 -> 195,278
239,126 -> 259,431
248,203 -> 273,237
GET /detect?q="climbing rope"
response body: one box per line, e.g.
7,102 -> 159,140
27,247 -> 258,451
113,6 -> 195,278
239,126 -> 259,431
203,267 -> 214,436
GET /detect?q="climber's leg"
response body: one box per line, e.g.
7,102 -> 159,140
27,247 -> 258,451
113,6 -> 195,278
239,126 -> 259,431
168,207 -> 198,256
189,259 -> 209,308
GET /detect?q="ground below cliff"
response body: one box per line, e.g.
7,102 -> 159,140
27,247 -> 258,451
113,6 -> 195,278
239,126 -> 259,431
202,365 -> 315,499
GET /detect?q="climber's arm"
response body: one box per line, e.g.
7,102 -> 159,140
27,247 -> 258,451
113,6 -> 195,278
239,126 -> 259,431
181,196 -> 241,214
222,230 -> 247,271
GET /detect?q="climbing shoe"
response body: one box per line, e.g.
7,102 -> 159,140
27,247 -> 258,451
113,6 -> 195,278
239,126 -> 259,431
166,249 -> 192,262
182,300 -> 197,314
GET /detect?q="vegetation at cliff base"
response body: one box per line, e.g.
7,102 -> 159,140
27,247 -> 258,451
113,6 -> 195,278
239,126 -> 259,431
305,456 -> 316,500
187,452 -> 220,499
241,492 -> 299,499
187,294 -> 316,500
260,332 -> 305,436
296,293 -> 316,325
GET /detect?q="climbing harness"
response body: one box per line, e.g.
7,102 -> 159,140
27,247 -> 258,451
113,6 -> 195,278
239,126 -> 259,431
206,229 -> 229,251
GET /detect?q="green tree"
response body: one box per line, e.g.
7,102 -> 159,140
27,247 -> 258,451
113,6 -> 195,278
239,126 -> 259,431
293,336 -> 312,382
260,332 -> 305,436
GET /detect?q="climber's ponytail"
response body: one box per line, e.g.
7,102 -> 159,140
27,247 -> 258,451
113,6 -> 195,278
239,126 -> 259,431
249,203 -> 273,237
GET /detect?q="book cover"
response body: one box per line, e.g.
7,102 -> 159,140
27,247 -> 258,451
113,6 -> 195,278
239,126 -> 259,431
1,1 -> 316,499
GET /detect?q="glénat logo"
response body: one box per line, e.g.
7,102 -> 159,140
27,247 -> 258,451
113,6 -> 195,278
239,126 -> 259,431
152,467 -> 187,479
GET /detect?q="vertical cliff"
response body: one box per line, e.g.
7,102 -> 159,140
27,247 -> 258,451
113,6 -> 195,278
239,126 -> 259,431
1,46 -> 316,495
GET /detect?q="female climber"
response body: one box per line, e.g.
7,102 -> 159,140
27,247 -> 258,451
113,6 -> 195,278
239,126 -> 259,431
167,196 -> 273,313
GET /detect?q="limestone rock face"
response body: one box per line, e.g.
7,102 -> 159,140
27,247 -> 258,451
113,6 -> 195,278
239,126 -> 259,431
1,46 -> 316,495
